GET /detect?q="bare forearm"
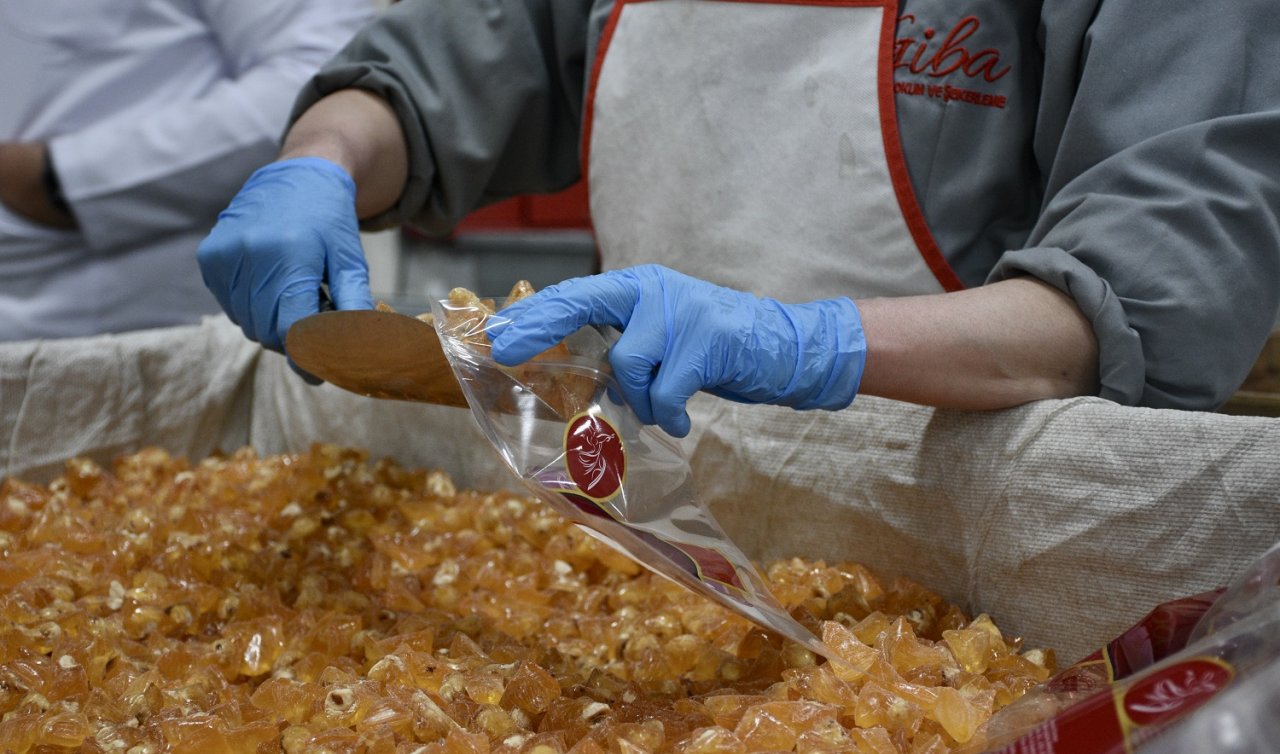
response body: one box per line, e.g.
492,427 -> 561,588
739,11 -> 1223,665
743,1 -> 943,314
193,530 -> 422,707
857,277 -> 1100,409
279,89 -> 408,220
0,142 -> 77,229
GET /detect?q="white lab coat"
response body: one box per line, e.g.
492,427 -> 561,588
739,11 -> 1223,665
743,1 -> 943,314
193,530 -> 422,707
0,0 -> 373,340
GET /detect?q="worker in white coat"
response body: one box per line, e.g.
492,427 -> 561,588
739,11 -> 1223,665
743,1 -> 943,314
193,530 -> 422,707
0,0 -> 373,340
198,0 -> 1280,435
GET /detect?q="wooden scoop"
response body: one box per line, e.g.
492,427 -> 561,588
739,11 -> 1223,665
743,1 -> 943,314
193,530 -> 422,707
286,282 -> 598,416
285,309 -> 468,408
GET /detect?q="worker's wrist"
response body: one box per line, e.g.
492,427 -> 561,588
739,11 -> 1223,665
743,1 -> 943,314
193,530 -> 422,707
282,89 -> 409,220
278,133 -> 359,176
0,141 -> 76,229
273,156 -> 354,183
244,158 -> 357,205
781,297 -> 867,411
279,91 -> 382,184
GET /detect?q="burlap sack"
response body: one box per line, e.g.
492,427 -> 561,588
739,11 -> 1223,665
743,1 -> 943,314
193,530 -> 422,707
3,316 -> 1278,662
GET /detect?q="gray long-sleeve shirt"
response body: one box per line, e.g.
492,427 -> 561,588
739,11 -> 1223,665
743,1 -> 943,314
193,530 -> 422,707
295,0 -> 1280,410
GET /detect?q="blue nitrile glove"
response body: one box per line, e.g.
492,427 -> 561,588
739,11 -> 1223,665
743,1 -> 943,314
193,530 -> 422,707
488,265 -> 867,437
196,157 -> 373,352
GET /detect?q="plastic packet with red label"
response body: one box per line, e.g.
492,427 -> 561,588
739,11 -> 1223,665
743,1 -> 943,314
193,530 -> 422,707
971,541 -> 1280,754
430,295 -> 833,659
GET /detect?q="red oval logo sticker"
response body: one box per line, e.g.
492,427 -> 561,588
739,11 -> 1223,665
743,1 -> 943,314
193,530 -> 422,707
564,412 -> 625,501
1122,657 -> 1233,728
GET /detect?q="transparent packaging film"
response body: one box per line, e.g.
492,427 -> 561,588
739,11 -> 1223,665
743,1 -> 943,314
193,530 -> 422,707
432,294 -> 833,659
978,542 -> 1280,753
1188,540 -> 1280,642
1145,540 -> 1280,754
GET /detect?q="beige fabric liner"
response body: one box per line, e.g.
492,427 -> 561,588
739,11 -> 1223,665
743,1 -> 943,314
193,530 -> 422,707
3,316 -> 1277,662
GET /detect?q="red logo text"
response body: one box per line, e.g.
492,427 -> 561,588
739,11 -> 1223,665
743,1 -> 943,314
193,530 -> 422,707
895,14 -> 1012,83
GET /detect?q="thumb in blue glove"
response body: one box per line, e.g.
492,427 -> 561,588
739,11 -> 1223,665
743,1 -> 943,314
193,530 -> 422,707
488,265 -> 866,437
196,157 -> 373,353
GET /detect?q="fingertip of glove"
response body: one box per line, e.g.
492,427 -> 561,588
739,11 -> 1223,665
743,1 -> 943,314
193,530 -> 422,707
489,334 -> 530,367
486,309 -> 543,365
236,320 -> 257,347
660,413 -> 692,438
610,380 -> 657,429
332,290 -> 374,312
646,379 -> 692,435
484,311 -> 513,339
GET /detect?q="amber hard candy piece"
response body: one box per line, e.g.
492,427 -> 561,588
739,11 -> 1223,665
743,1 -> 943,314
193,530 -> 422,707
0,445 -> 1053,754
440,281 -> 597,419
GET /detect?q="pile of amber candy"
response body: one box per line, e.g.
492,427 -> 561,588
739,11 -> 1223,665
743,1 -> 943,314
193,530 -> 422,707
0,445 -> 1053,754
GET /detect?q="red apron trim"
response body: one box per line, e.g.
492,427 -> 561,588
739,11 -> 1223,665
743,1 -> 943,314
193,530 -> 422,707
583,0 -> 965,293
580,0 -> 625,270
875,3 -> 965,291
643,0 -> 893,6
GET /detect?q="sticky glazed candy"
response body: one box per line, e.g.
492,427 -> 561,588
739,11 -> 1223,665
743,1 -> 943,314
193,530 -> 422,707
0,446 -> 1053,753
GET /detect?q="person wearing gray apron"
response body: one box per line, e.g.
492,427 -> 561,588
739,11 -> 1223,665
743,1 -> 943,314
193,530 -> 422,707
197,0 -> 1280,429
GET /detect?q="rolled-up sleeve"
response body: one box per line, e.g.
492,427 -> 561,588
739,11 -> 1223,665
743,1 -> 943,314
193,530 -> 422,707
291,0 -> 605,234
989,0 -> 1280,409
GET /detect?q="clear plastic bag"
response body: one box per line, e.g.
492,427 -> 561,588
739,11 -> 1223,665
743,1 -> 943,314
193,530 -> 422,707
975,541 -> 1280,753
432,295 -> 831,658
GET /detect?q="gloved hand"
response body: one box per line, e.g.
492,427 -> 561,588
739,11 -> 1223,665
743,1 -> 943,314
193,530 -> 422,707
196,157 -> 372,352
489,265 -> 867,437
